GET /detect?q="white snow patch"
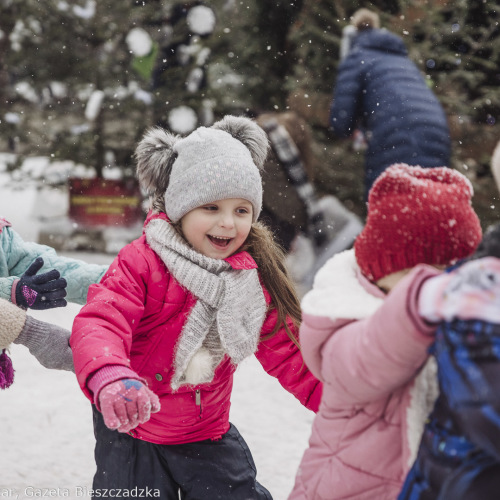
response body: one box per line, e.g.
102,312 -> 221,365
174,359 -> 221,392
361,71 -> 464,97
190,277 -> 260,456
168,106 -> 198,134
187,6 -> 217,36
49,81 -> 68,99
73,0 -> 96,19
85,90 -> 105,121
15,81 -> 38,103
126,28 -> 153,57
4,112 -> 20,124
133,89 -> 153,105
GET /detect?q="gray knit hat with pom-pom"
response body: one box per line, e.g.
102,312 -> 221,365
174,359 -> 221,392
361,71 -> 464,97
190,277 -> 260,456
135,115 -> 269,222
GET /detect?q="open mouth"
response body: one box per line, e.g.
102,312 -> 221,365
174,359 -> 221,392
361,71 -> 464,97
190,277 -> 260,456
207,235 -> 232,248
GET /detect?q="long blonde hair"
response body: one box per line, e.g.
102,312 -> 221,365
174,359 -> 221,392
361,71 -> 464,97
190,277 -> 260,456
242,221 -> 302,348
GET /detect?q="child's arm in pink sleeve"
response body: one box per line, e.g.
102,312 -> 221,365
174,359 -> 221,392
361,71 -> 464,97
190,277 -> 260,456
320,265 -> 440,406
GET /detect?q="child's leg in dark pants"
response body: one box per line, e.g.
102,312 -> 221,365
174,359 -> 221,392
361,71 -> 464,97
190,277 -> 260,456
92,406 -> 272,499
92,406 -> 179,497
166,424 -> 272,499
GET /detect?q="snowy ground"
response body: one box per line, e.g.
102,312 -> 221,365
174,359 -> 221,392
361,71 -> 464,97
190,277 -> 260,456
0,165 -> 314,499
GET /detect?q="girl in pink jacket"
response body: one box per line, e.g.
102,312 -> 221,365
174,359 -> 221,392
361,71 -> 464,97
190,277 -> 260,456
71,116 -> 322,499
289,164 -> 483,500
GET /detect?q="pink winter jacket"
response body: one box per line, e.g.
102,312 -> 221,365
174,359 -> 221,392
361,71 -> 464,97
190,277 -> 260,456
289,250 -> 439,500
71,213 -> 322,445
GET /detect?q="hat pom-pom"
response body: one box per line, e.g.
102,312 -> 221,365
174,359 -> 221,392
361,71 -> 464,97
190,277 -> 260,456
135,127 -> 180,195
211,115 -> 269,170
0,349 -> 14,389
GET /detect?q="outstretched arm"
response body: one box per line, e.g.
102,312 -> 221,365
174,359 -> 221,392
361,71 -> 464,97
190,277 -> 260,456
14,316 -> 74,372
318,265 -> 439,406
255,309 -> 322,412
0,226 -> 106,304
0,297 -> 73,372
329,55 -> 365,137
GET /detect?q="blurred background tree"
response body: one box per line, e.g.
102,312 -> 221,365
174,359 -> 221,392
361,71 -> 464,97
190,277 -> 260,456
1,0 -> 158,176
1,0 -> 499,226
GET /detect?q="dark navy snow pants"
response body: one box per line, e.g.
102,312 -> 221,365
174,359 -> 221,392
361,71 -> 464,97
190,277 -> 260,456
92,406 -> 272,499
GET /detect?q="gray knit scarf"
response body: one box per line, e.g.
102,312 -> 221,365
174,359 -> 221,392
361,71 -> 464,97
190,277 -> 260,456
145,218 -> 267,390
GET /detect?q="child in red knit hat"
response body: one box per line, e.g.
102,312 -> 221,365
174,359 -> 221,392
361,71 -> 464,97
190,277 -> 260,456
289,163 -> 482,500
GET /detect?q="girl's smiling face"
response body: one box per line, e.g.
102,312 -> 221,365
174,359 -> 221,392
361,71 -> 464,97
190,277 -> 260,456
180,198 -> 253,259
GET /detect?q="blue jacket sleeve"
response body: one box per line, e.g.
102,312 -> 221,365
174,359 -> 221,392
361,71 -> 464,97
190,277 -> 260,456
0,226 -> 107,304
329,54 -> 366,137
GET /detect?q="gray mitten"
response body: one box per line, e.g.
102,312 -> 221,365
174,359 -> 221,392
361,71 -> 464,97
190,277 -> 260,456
14,316 -> 74,372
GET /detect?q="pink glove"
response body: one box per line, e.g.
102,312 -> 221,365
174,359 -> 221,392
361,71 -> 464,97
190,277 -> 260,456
418,257 -> 500,324
98,379 -> 160,433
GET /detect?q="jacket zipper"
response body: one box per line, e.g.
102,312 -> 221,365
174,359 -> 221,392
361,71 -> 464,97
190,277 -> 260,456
195,389 -> 202,419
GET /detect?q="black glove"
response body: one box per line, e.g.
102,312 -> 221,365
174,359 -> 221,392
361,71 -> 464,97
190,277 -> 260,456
14,257 -> 67,310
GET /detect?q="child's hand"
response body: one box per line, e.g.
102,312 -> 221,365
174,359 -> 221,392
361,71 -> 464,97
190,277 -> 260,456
419,257 -> 500,324
99,379 -> 161,433
14,257 -> 67,310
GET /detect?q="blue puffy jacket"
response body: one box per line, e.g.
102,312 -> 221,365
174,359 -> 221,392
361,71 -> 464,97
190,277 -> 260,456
330,28 -> 451,194
399,318 -> 500,500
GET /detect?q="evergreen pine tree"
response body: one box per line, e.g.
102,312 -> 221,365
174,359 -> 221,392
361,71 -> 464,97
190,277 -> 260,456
3,0 -> 159,176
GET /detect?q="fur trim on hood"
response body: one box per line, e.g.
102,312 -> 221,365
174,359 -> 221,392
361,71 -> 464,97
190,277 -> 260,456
301,249 -> 384,321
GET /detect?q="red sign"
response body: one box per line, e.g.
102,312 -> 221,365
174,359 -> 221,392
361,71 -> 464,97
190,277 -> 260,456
69,178 -> 144,227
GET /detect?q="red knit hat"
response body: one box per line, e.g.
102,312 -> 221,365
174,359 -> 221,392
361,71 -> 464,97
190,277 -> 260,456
354,164 -> 482,282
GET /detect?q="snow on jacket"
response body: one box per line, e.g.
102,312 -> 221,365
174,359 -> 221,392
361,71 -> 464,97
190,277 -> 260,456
0,218 -> 107,305
71,214 -> 322,445
288,250 -> 439,500
329,28 -> 450,193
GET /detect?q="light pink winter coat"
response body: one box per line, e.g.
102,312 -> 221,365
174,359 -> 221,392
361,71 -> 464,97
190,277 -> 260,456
289,250 -> 439,500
